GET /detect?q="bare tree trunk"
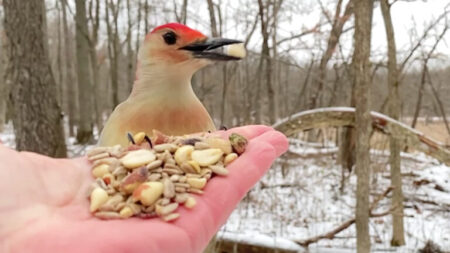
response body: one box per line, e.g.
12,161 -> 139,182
339,75 -> 356,172
0,19 -> 7,131
144,0 -> 149,33
426,70 -> 450,135
257,0 -> 276,124
126,0 -> 134,95
380,0 -> 405,246
88,0 -> 103,133
206,0 -> 219,37
3,0 -> 67,157
135,0 -> 142,60
61,0 -> 78,137
411,63 -> 427,130
75,0 -> 94,143
105,0 -> 121,109
56,0 -> 63,108
353,0 -> 374,251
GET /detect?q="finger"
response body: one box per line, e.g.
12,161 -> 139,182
250,129 -> 288,157
214,124 -> 274,141
173,129 -> 285,252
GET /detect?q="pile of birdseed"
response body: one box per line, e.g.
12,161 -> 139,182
86,131 -> 248,222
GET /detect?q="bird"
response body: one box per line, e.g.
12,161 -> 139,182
98,23 -> 244,147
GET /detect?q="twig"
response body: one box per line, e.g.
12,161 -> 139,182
294,187 -> 394,247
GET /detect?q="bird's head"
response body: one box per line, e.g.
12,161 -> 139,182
135,23 -> 244,85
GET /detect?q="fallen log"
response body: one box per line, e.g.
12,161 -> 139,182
273,107 -> 450,165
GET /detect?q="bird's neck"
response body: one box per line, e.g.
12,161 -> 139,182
129,63 -> 198,106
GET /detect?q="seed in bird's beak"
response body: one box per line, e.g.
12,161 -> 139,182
224,43 -> 246,59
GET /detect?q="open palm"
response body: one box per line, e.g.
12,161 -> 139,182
0,125 -> 287,253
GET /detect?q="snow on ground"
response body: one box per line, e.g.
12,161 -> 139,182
1,123 -> 449,252
219,141 -> 450,252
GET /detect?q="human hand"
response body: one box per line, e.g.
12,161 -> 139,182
0,125 -> 288,253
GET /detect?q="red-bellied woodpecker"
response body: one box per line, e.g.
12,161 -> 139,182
99,23 -> 245,146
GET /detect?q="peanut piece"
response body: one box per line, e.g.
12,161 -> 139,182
102,173 -> 115,185
92,164 -> 110,178
191,149 -> 223,166
184,197 -> 196,209
120,167 -> 148,194
187,160 -> 201,174
205,138 -> 232,154
120,149 -> 156,169
120,206 -> 134,218
90,188 -> 109,212
174,145 -> 194,165
132,182 -> 164,206
186,177 -> 207,189
224,153 -> 238,166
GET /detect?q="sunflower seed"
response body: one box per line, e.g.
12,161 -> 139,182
146,160 -> 163,170
162,212 -> 180,222
95,211 -> 121,219
156,203 -> 179,216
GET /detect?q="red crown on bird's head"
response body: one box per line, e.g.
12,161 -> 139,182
147,23 -> 206,42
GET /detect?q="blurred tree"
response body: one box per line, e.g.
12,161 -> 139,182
353,0 -> 374,251
105,0 -> 121,109
87,0 -> 103,132
257,0 -> 277,124
3,0 -> 67,157
309,0 -> 353,109
0,13 -> 7,131
61,0 -> 78,137
380,0 -> 405,246
75,0 -> 94,143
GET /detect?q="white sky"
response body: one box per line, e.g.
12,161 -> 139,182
44,0 -> 449,70
187,0 -> 450,69
266,0 -> 450,68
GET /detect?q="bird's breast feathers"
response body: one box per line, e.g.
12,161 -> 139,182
99,100 -> 215,146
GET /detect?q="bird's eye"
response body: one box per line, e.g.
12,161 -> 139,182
163,32 -> 177,45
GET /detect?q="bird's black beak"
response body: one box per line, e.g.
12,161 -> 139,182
180,38 -> 243,61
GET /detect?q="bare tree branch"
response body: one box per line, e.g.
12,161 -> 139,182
295,187 -> 394,247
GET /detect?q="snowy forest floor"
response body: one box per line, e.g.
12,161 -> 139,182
1,122 -> 449,252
